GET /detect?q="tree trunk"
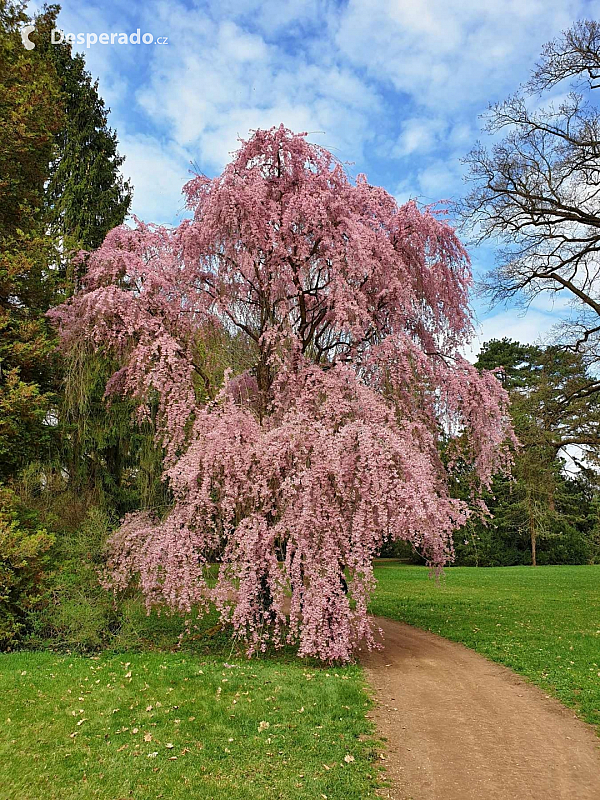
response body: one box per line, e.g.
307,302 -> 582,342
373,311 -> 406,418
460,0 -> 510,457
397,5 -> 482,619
527,488 -> 537,566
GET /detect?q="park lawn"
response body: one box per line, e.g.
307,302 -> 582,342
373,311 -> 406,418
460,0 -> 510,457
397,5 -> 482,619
0,643 -> 380,800
371,563 -> 600,732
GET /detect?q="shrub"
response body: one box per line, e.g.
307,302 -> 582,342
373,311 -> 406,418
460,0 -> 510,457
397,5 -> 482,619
0,488 -> 54,649
32,506 -> 122,651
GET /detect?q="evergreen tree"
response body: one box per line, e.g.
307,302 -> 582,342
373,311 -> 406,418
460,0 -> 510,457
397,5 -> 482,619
0,3 -> 142,512
0,1 -> 63,479
454,339 -> 600,566
35,30 -> 138,509
37,17 -> 132,253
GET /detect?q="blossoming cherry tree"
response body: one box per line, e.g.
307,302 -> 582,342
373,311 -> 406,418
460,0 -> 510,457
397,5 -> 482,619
50,126 -> 514,661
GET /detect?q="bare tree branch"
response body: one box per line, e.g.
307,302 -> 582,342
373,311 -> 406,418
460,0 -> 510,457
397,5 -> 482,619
459,19 -> 600,379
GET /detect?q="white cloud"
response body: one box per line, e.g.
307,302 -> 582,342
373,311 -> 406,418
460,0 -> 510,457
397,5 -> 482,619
131,2 -> 382,170
118,134 -> 194,223
393,154 -> 466,205
527,292 -> 574,315
463,308 -> 560,362
334,0 -> 588,111
417,159 -> 463,200
392,117 -> 445,157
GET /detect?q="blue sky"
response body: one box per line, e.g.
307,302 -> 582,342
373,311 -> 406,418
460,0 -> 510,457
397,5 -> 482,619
34,0 -> 600,357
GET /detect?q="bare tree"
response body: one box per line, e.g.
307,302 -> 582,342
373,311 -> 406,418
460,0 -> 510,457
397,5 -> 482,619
461,20 -> 600,368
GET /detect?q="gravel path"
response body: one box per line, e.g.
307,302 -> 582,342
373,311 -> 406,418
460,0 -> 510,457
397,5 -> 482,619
360,616 -> 600,800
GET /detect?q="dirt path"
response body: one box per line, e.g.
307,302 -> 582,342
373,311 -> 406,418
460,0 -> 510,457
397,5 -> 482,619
359,617 -> 600,800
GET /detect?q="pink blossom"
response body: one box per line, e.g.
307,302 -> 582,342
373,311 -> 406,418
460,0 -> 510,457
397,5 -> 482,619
49,126 -> 515,662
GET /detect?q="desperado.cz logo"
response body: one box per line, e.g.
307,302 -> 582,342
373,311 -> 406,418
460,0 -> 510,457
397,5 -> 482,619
21,27 -> 168,49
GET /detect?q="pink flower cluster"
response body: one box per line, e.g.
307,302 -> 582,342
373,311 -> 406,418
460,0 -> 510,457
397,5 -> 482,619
49,126 -> 515,661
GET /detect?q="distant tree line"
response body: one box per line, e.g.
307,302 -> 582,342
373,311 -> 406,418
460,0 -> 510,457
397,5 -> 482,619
382,338 -> 600,567
456,338 -> 600,567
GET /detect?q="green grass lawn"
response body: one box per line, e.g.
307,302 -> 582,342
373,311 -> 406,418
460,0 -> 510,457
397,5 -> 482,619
3,563 -> 599,799
0,648 -> 379,800
371,562 -> 600,732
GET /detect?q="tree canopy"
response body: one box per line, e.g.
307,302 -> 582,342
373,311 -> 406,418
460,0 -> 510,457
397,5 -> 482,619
461,20 -> 600,375
51,126 -> 515,661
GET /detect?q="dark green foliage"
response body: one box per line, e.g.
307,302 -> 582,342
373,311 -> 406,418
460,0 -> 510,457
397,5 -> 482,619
475,338 -> 538,389
33,16 -> 132,255
0,2 -> 64,479
451,339 -> 600,566
60,341 -> 169,515
31,506 -> 120,651
45,48 -> 132,252
453,474 -> 600,566
4,462 -> 170,652
0,2 -> 134,487
0,487 -> 54,648
0,2 -> 61,242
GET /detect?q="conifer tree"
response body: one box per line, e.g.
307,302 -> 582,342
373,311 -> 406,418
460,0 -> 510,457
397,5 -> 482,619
0,1 -> 63,478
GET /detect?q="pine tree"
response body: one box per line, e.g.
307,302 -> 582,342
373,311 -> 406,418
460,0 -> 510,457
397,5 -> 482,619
40,34 -> 136,507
